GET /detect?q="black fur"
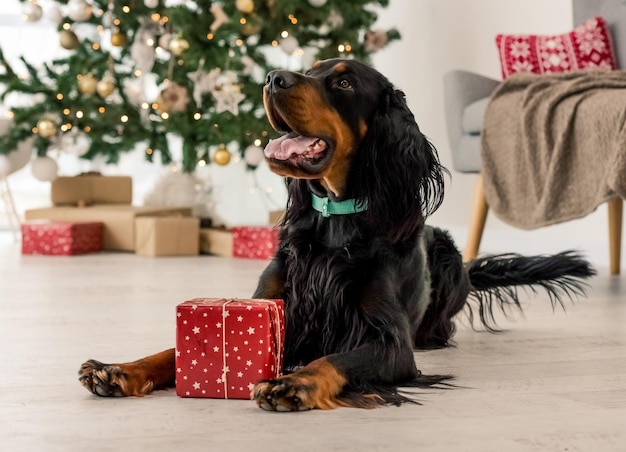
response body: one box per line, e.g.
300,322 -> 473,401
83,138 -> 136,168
254,59 -> 596,408
465,251 -> 595,332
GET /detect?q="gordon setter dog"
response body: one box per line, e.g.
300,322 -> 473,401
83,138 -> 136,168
79,59 -> 595,410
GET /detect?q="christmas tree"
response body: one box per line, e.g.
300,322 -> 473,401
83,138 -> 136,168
0,0 -> 399,178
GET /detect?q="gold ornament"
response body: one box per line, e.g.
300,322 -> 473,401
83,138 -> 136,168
59,30 -> 80,50
214,146 -> 231,166
169,36 -> 190,56
236,0 -> 254,14
36,118 -> 57,138
111,31 -> 127,47
77,73 -> 98,96
96,77 -> 115,98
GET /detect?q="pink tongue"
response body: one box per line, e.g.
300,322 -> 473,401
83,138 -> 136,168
264,134 -> 326,161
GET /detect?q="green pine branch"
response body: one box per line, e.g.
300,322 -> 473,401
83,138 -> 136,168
1,0 -> 400,172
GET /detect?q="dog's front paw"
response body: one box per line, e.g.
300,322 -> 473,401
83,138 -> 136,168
79,359 -> 135,397
252,358 -> 350,411
252,377 -> 315,412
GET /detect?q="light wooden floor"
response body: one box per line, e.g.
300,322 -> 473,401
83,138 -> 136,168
1,231 -> 625,452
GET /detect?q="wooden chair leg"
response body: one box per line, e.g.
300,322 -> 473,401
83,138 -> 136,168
464,173 -> 489,262
607,197 -> 622,275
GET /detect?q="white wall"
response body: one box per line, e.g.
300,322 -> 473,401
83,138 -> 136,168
2,0 -> 622,269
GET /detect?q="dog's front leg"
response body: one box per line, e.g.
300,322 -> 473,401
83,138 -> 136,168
253,254 -> 287,299
252,340 -> 418,411
79,349 -> 176,397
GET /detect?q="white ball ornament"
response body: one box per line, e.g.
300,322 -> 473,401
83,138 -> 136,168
61,130 -> 90,156
0,155 -> 11,178
279,36 -> 299,55
244,145 -> 264,167
47,4 -> 64,24
308,0 -> 328,6
10,137 -> 35,173
0,118 -> 34,174
144,0 -> 159,8
22,1 -> 43,22
67,0 -> 93,22
31,156 -> 59,182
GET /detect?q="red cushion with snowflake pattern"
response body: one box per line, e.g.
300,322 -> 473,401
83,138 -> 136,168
495,16 -> 617,79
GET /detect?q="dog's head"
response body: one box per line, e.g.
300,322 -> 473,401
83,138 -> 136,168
263,58 -> 445,239
263,58 -> 389,197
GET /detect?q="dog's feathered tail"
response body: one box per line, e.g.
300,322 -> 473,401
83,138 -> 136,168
464,251 -> 596,332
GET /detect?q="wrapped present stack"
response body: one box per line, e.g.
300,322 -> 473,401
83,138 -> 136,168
23,174 -> 199,256
176,298 -> 285,399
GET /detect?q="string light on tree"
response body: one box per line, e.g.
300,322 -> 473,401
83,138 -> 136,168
0,0 -> 400,176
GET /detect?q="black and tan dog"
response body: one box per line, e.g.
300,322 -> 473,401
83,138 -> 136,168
79,59 -> 595,410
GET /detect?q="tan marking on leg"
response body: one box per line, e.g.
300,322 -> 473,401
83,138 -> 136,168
79,349 -> 175,397
252,357 -> 349,411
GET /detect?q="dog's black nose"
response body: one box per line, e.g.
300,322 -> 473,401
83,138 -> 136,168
266,70 -> 296,91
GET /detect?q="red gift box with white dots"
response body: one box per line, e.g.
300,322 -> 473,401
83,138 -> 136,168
176,298 -> 284,399
232,226 -> 279,260
21,221 -> 103,255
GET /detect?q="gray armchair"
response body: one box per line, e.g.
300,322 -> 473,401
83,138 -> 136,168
443,0 -> 626,274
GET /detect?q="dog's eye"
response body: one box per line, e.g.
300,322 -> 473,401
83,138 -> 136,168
337,79 -> 353,90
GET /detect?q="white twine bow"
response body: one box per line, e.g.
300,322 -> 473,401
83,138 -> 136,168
220,299 -> 283,399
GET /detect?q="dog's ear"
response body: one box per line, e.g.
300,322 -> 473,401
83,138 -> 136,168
348,87 -> 447,241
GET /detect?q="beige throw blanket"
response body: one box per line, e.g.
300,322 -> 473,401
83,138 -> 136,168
481,70 -> 626,229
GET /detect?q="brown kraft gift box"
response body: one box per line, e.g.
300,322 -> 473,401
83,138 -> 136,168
199,228 -> 233,257
51,175 -> 133,206
135,217 -> 200,257
24,205 -> 192,251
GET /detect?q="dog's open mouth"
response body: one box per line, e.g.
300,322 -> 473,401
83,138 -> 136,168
264,132 -> 329,166
263,106 -> 332,170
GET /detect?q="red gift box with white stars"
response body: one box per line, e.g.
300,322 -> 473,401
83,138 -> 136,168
175,298 -> 284,399
232,226 -> 279,260
21,220 -> 103,255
